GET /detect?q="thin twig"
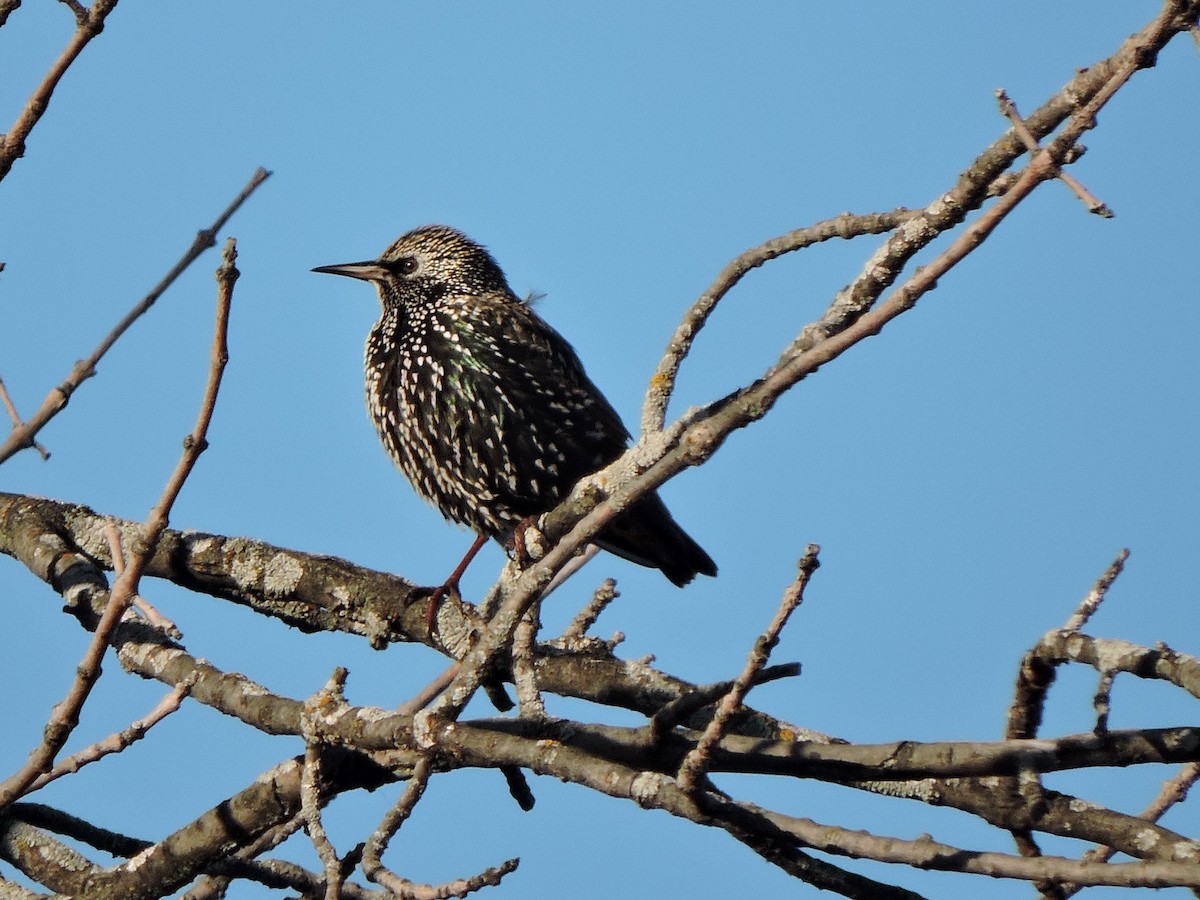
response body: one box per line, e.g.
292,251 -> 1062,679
560,577 -> 619,644
0,239 -> 238,810
363,761 -> 520,900
360,756 -> 432,890
0,0 -> 118,181
105,520 -> 180,636
0,169 -> 268,466
1063,548 -> 1129,632
0,377 -> 48,459
396,663 -> 459,716
362,756 -> 523,895
647,663 -> 802,742
300,669 -> 350,900
677,546 -> 819,791
996,88 -> 1113,216
302,742 -> 342,900
538,542 -> 599,598
26,677 -> 194,791
641,209 -> 918,433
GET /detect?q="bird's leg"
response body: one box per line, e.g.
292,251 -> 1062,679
425,532 -> 489,631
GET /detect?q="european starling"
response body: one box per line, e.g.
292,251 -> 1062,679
313,225 -> 716,587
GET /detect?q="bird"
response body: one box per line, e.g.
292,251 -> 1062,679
313,224 -> 716,589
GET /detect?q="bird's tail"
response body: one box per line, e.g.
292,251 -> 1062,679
596,492 -> 717,587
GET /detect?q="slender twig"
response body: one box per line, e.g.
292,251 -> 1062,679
363,761 -> 520,900
360,755 -> 432,890
26,677 -> 194,791
646,663 -> 802,742
0,239 -> 237,810
1063,548 -> 1129,632
301,742 -> 342,900
538,542 -> 599,599
477,543 -> 600,622
560,577 -> 619,644
641,209 -> 918,433
396,663 -> 459,716
0,377 -> 48,459
362,756 -> 523,896
300,669 -> 350,900
105,520 -> 179,636
0,169 -> 268,466
996,89 -> 1113,216
705,792 -> 1200,889
677,546 -> 819,791
0,0 -> 119,181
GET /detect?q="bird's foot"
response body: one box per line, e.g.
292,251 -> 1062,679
511,516 -> 547,569
424,533 -> 489,634
423,579 -> 458,633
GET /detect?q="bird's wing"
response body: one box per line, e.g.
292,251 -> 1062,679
443,296 -> 631,518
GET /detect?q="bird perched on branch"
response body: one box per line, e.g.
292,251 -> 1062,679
313,225 -> 716,590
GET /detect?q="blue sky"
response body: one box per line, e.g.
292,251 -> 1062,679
1,3 -> 1198,897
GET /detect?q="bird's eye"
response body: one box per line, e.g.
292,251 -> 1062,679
390,256 -> 419,276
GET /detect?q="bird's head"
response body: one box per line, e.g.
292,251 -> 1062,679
312,225 -> 512,307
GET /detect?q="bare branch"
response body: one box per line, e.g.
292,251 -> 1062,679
0,815 -> 101,895
1060,762 -> 1200,898
511,604 -> 546,718
559,577 -> 619,644
677,545 -> 818,790
1063,548 -> 1130,632
25,677 -> 194,792
302,745 -> 342,900
105,519 -> 180,636
996,88 -> 1113,216
0,0 -> 119,181
0,240 -> 237,809
0,171 -> 267,466
0,9 -> 1196,890
300,670 -> 351,900
0,377 -> 48,459
641,208 -> 919,433
360,756 -> 433,892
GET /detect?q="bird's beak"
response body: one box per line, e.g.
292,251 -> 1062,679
311,260 -> 388,281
